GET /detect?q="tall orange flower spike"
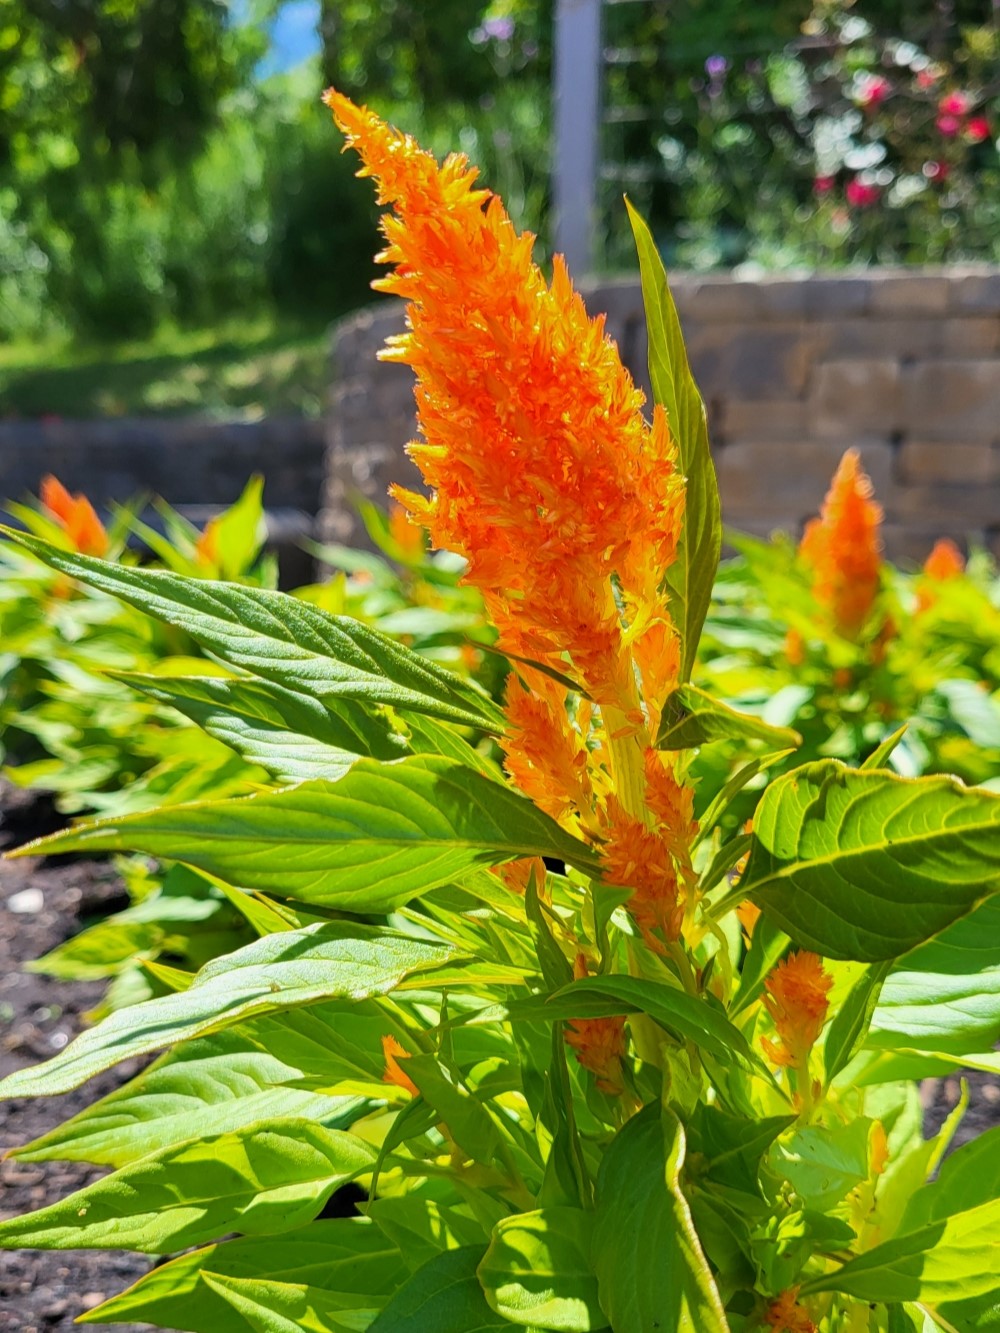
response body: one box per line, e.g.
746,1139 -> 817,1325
324,90 -> 684,722
799,449 -> 882,637
40,475 -> 109,558
764,1287 -> 817,1332
327,91 -> 696,943
916,537 -> 965,614
761,950 -> 833,1074
564,954 -> 627,1093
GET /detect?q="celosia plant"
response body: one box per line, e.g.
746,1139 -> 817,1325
2,98 -> 1000,1333
704,450 -> 1000,788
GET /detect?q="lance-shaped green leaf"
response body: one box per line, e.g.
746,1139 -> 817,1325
742,760 -> 1000,962
0,925 -> 450,1098
110,670 -> 408,783
0,529 -> 505,731
80,1219 -> 398,1331
592,1104 -> 729,1332
369,1245 -> 525,1333
478,1207 -> 605,1331
200,1273 -> 369,1333
824,961 -> 893,1084
655,684 -> 802,751
0,1118 -> 376,1253
627,199 -> 721,682
869,896 -> 1000,1051
801,1197 -> 1000,1305
507,974 -> 763,1074
15,756 -> 600,912
10,1022 -> 369,1167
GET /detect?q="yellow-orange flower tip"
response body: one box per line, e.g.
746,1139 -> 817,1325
737,899 -> 761,939
799,448 -> 883,637
762,950 -> 833,1069
40,474 -> 109,558
325,90 -> 685,712
924,537 -> 965,581
381,1034 -> 418,1097
500,675 -> 592,827
195,517 -> 221,569
764,1288 -> 817,1332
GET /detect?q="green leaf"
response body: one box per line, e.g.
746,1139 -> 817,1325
80,1219 -> 398,1331
742,761 -> 1000,961
0,925 -> 450,1098
626,198 -> 721,682
111,670 -> 407,782
824,961 -> 893,1084
861,724 -> 909,771
801,1197 -> 1000,1305
592,1104 -> 729,1332
771,1118 -> 877,1212
478,1207 -> 605,1331
368,1245 -> 525,1333
199,1272 -> 362,1333
403,1055 -> 500,1165
655,684 -> 801,751
0,529 -> 505,731
900,1125 -> 1000,1233
10,1024 -> 366,1168
869,896 -> 1000,1051
18,756 -> 600,913
0,1118 -> 376,1253
368,1197 -> 488,1272
511,974 -> 763,1074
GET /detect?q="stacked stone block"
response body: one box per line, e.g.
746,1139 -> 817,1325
322,269 -> 1000,565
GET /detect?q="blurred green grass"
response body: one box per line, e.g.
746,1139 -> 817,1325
0,318 -> 331,421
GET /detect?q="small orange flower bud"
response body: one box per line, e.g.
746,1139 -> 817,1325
916,537 -> 965,613
564,954 -> 627,1093
40,475 -> 109,557
784,628 -> 805,667
761,950 -> 833,1072
381,1034 -> 418,1097
195,517 -> 221,569
764,1287 -> 817,1332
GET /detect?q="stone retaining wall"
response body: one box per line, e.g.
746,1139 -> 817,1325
0,417 -> 326,515
321,269 -> 1000,563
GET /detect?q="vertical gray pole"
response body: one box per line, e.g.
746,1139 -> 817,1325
553,0 -> 602,277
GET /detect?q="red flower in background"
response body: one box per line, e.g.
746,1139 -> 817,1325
857,74 -> 892,108
965,116 -> 991,144
845,178 -> 881,207
939,90 -> 974,117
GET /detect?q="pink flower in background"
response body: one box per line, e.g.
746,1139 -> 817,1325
923,160 -> 949,182
916,69 -> 939,90
936,113 -> 961,137
845,178 -> 881,207
813,174 -> 836,195
939,90 -> 973,117
965,116 -> 991,144
857,74 -> 892,108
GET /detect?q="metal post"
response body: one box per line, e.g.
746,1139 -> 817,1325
553,0 -> 602,277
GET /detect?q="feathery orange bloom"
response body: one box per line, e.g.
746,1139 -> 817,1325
602,795 -> 685,944
564,954 -> 627,1093
761,950 -> 833,1071
381,1034 -> 418,1097
500,674 -> 593,830
799,449 -> 882,637
495,856 -> 548,896
388,501 -> 426,560
325,89 -> 684,723
916,537 -> 965,614
40,474 -> 109,558
764,1288 -> 817,1332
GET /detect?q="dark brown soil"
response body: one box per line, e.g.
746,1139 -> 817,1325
0,783 -> 997,1333
0,783 -> 158,1333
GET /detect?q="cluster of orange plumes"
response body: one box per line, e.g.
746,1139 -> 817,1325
761,950 -> 833,1076
40,475 -> 108,558
327,91 -> 697,972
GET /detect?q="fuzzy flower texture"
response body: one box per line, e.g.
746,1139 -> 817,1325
326,90 -> 697,967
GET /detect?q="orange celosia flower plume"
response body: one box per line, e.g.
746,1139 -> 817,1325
761,950 -> 833,1075
327,91 -> 696,946
564,954 -> 628,1093
40,475 -> 109,558
916,537 -> 965,614
799,449 -> 882,637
